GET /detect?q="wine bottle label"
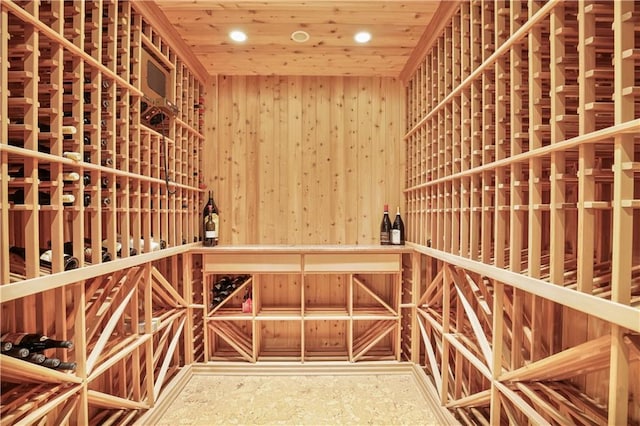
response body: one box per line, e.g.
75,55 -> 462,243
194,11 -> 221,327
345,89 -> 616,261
40,250 -> 53,262
212,213 -> 219,238
63,172 -> 80,181
380,232 -> 390,244
205,230 -> 215,239
61,125 -> 77,135
63,152 -> 82,162
391,230 -> 401,244
62,194 -> 76,203
1,332 -> 47,344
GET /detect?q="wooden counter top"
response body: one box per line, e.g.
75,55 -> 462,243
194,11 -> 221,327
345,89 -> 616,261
193,244 -> 411,254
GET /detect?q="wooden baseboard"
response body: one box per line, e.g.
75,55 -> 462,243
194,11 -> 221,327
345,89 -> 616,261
134,366 -> 193,426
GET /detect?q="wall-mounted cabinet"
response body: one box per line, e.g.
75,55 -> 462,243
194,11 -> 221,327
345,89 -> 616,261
201,246 -> 407,363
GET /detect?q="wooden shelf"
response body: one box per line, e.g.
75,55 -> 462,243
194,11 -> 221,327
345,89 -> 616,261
202,249 -> 402,363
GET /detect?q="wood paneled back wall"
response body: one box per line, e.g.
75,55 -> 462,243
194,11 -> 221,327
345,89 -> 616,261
204,76 -> 405,245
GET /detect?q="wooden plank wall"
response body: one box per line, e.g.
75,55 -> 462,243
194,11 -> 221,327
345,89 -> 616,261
202,76 -> 405,245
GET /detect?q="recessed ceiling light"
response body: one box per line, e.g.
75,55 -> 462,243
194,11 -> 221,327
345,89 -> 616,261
229,30 -> 247,42
354,31 -> 371,43
291,30 -> 310,43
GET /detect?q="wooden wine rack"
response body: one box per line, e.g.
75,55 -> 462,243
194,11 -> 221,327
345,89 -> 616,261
1,0 -> 205,284
403,0 -> 640,424
200,246 -> 408,364
1,0 -> 205,423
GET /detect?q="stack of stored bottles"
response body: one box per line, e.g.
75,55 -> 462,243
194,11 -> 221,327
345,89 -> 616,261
1,332 -> 77,371
210,275 -> 251,308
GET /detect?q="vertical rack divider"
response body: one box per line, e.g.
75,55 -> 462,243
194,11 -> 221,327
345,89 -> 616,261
451,16 -> 462,257
509,1 -> 526,275
45,1 -> 65,273
101,0 -> 117,259
577,0 -> 596,295
444,24 -> 453,254
481,1 -> 494,265
23,1 -> 40,280
527,0 -> 544,282
608,1 -> 636,423
117,1 -> 132,255
129,10 -> 142,254
459,2 -> 471,259
549,4 -> 567,286
0,7 -> 8,284
493,1 -> 509,270
469,0 -> 482,260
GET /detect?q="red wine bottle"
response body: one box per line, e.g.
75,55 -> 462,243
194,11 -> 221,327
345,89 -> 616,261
210,192 -> 220,246
202,191 -> 213,242
391,206 -> 405,245
0,332 -> 73,352
380,204 -> 392,245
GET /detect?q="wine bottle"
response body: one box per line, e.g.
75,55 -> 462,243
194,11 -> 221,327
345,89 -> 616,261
9,246 -> 80,271
203,205 -> 215,247
55,361 -> 77,371
2,347 -> 30,358
0,332 -> 73,352
380,204 -> 392,245
202,191 -> 213,239
26,353 -> 47,365
38,249 -> 80,271
210,192 -> 220,245
391,207 -> 405,245
101,157 -> 113,167
9,189 -> 76,206
9,166 -> 80,182
64,241 -> 112,263
39,357 -> 62,368
63,151 -> 82,162
103,240 -> 137,257
83,193 -> 92,207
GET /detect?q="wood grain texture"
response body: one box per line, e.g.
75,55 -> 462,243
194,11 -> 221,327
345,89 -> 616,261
154,1 -> 441,77
207,75 -> 404,245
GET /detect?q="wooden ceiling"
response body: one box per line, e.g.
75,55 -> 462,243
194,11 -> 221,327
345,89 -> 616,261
153,1 -> 442,77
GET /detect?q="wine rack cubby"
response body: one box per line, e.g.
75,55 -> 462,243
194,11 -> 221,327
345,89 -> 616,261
403,0 -> 640,423
202,247 -> 406,364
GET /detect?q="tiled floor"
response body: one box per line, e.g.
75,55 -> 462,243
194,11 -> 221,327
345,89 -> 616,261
153,374 -> 452,425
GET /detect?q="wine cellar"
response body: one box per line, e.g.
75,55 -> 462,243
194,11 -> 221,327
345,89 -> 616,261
1,0 -> 639,425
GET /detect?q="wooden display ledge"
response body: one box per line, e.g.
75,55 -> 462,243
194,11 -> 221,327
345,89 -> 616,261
197,244 -> 410,274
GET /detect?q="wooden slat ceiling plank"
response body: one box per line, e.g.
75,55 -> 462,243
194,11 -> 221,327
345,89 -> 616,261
153,0 -> 441,76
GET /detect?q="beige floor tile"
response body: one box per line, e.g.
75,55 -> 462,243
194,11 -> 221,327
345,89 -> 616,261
152,374 -> 452,426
